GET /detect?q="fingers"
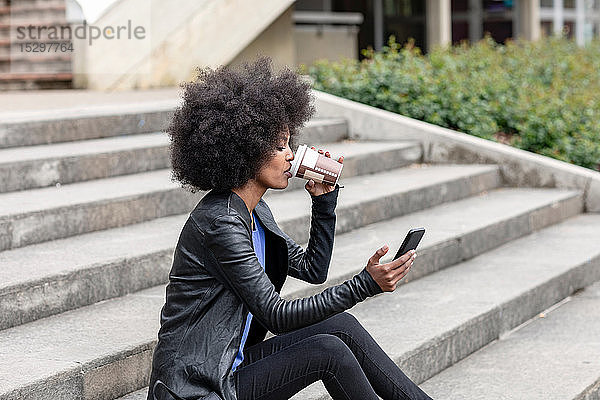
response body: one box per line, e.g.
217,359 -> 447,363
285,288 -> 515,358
390,249 -> 416,269
306,179 -> 326,197
381,252 -> 416,291
368,245 -> 389,267
305,179 -> 315,190
311,146 -> 343,162
311,147 -> 328,157
391,253 -> 415,280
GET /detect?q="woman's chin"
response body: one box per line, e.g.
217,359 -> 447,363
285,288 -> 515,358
266,183 -> 287,191
274,178 -> 290,190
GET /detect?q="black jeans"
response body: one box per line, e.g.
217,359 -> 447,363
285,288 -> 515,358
233,312 -> 433,400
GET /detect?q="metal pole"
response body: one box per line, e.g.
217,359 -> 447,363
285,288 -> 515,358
374,0 -> 383,50
469,0 -> 483,42
513,0 -> 521,39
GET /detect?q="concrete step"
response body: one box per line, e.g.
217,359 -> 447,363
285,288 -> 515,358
0,71 -> 72,90
0,168 -> 198,251
285,213 -> 600,399
120,389 -> 146,400
0,132 -> 170,192
0,11 -> 67,26
0,163 -> 499,251
0,99 -> 176,148
0,186 -> 580,330
0,137 -> 420,192
0,56 -> 72,74
0,0 -> 66,9
0,98 -> 346,146
296,117 -> 348,144
421,280 -> 600,400
0,4 -> 67,25
1,22 -> 70,35
3,213 -> 599,400
0,87 -> 178,114
0,40 -> 7,57
5,36 -> 71,51
281,187 -> 583,300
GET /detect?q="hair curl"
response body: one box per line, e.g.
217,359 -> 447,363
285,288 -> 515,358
167,56 -> 315,192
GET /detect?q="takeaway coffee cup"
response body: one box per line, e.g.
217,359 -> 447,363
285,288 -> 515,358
289,144 -> 343,186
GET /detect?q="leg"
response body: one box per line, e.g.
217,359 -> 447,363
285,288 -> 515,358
239,312 -> 432,400
320,313 -> 433,400
234,333 -> 379,400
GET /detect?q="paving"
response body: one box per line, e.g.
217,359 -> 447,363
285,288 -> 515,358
0,87 -> 180,116
0,94 -> 598,400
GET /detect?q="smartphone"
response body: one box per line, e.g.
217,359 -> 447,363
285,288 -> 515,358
393,228 -> 426,260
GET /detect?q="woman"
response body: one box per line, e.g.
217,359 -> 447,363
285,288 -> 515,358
147,57 -> 432,400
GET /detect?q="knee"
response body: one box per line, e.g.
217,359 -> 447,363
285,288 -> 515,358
312,333 -> 352,356
310,334 -> 361,377
329,312 -> 364,334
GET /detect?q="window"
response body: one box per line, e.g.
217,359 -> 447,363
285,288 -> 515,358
541,21 -> 554,36
563,20 -> 575,37
383,0 -> 425,50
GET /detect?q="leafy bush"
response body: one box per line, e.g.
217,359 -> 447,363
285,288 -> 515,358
303,36 -> 600,171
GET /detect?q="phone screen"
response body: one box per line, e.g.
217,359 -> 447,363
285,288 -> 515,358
393,228 -> 425,260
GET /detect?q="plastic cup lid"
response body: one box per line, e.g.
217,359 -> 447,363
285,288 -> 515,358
290,144 -> 306,178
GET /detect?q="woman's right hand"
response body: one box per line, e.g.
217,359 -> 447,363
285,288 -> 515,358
365,245 -> 416,292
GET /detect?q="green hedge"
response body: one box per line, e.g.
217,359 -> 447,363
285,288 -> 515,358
303,36 -> 600,172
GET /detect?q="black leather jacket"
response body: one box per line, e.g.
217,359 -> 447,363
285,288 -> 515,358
147,186 -> 383,400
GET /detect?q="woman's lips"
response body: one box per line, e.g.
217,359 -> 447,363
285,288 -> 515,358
284,171 -> 292,178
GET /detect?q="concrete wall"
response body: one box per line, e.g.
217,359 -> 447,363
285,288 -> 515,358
294,25 -> 359,67
229,5 -> 296,71
72,0 -> 295,90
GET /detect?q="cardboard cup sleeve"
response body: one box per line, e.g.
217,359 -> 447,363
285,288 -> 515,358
289,145 -> 343,186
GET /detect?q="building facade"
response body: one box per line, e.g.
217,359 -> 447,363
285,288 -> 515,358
294,0 -> 600,55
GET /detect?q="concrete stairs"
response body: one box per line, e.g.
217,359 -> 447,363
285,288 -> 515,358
0,0 -> 72,90
420,279 -> 600,399
0,103 -> 599,400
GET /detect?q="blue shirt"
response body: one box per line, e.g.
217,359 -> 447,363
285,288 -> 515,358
231,212 -> 265,372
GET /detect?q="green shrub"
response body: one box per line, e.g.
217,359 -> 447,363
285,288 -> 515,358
302,36 -> 600,171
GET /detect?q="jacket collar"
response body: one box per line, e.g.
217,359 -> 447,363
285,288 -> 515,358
254,198 -> 286,239
227,190 -> 253,233
227,190 -> 286,239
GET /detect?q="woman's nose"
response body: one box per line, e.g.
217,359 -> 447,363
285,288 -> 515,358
287,150 -> 294,161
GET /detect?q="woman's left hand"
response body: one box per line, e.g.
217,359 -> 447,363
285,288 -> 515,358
305,147 -> 344,197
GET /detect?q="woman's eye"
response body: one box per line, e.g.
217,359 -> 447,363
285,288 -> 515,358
277,146 -> 285,151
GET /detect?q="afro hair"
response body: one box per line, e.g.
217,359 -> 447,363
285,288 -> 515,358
167,56 -> 315,192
